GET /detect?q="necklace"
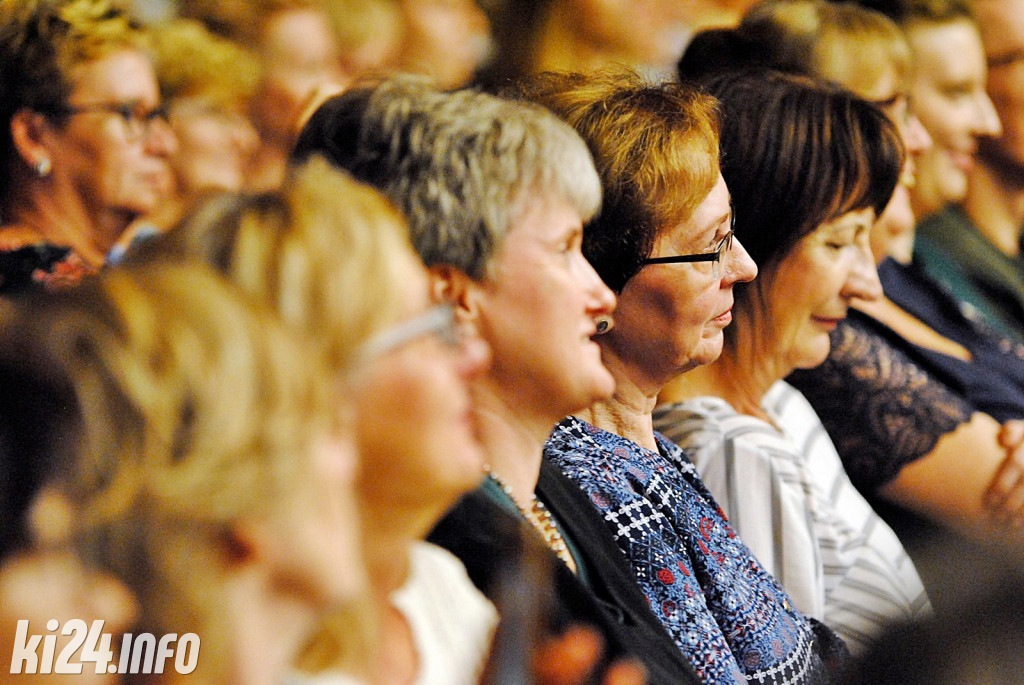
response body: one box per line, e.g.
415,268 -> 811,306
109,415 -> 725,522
485,468 -> 578,574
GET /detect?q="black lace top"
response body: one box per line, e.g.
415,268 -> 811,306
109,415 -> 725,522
787,315 -> 973,493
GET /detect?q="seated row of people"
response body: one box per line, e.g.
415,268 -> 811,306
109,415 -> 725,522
4,0 -> 1024,682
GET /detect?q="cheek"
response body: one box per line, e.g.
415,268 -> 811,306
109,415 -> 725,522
621,274 -> 718,350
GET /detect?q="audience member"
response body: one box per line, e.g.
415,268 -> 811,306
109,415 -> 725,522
178,0 -> 347,191
135,158 -> 497,685
0,260 -> 364,685
515,68 -> 857,684
681,0 -> 931,263
146,18 -> 260,226
393,0 -> 492,89
0,350 -> 137,685
0,0 -> 175,294
869,0 -> 1001,222
913,0 -> 1024,344
680,0 -> 1024,589
475,0 -> 693,89
654,69 -> 929,654
294,75 -> 700,684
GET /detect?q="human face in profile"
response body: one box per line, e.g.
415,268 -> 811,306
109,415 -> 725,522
763,208 -> 880,373
608,174 -> 757,392
470,193 -> 616,421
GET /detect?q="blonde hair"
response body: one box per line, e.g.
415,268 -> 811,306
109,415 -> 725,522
0,261 -> 336,680
135,156 -> 415,375
131,156 -> 413,677
740,0 -> 912,95
150,18 -> 260,107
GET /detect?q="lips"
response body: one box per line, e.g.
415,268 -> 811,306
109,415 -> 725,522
711,307 -> 733,325
812,315 -> 845,328
948,148 -> 976,173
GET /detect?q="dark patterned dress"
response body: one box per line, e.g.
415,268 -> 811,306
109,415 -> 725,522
787,316 -> 975,493
544,416 -> 847,685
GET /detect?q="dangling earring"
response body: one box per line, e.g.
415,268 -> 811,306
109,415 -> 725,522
595,316 -> 614,334
34,157 -> 51,178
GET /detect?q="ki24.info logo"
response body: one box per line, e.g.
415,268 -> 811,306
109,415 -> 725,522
8,619 -> 199,675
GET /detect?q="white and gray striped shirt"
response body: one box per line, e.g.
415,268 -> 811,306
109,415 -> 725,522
654,380 -> 931,655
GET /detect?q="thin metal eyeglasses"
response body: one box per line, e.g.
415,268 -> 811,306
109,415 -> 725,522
358,303 -> 460,361
641,213 -> 736,279
44,101 -> 169,141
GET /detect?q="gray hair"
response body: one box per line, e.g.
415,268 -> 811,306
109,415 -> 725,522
295,75 -> 602,280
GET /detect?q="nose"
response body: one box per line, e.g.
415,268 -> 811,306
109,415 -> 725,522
973,90 -> 1003,138
582,256 -> 617,319
723,236 -> 758,284
902,112 -> 932,157
843,241 -> 883,302
144,115 -> 178,157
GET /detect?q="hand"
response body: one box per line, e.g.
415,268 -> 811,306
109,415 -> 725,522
531,625 -> 646,685
985,419 -> 1024,525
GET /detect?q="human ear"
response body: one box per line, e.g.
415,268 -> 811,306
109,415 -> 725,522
427,264 -> 482,325
10,108 -> 55,174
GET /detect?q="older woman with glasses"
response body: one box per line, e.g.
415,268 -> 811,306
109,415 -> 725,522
510,69 -> 853,683
653,69 -> 929,656
134,158 -> 498,685
0,0 -> 176,294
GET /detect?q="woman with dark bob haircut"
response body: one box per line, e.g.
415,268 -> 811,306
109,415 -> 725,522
513,69 -> 854,683
654,69 -> 930,656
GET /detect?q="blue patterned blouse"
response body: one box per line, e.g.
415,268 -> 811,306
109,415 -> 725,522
544,416 -> 845,685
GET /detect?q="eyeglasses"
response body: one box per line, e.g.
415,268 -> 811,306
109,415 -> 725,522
358,303 -> 460,360
45,101 -> 169,141
642,221 -> 735,279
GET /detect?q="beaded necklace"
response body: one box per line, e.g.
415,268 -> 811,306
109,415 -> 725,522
485,468 -> 578,574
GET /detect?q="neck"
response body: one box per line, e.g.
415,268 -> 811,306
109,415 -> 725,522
216,567 -> 317,685
5,183 -> 130,267
659,314 -> 781,420
363,524 -> 417,600
366,545 -> 419,685
962,159 -> 1024,258
471,378 -> 559,510
660,351 -> 776,423
576,347 -> 660,452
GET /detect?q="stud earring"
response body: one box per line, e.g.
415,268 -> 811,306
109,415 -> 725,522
34,157 -> 51,178
595,316 -> 613,334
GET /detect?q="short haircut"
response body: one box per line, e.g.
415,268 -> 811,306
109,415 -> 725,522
680,0 -> 912,101
0,0 -> 147,198
293,74 -> 602,281
506,68 -> 721,293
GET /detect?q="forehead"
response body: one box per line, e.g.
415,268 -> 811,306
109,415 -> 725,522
657,173 -> 729,247
69,48 -> 159,102
508,193 -> 582,239
908,19 -> 986,80
974,0 -> 1024,55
